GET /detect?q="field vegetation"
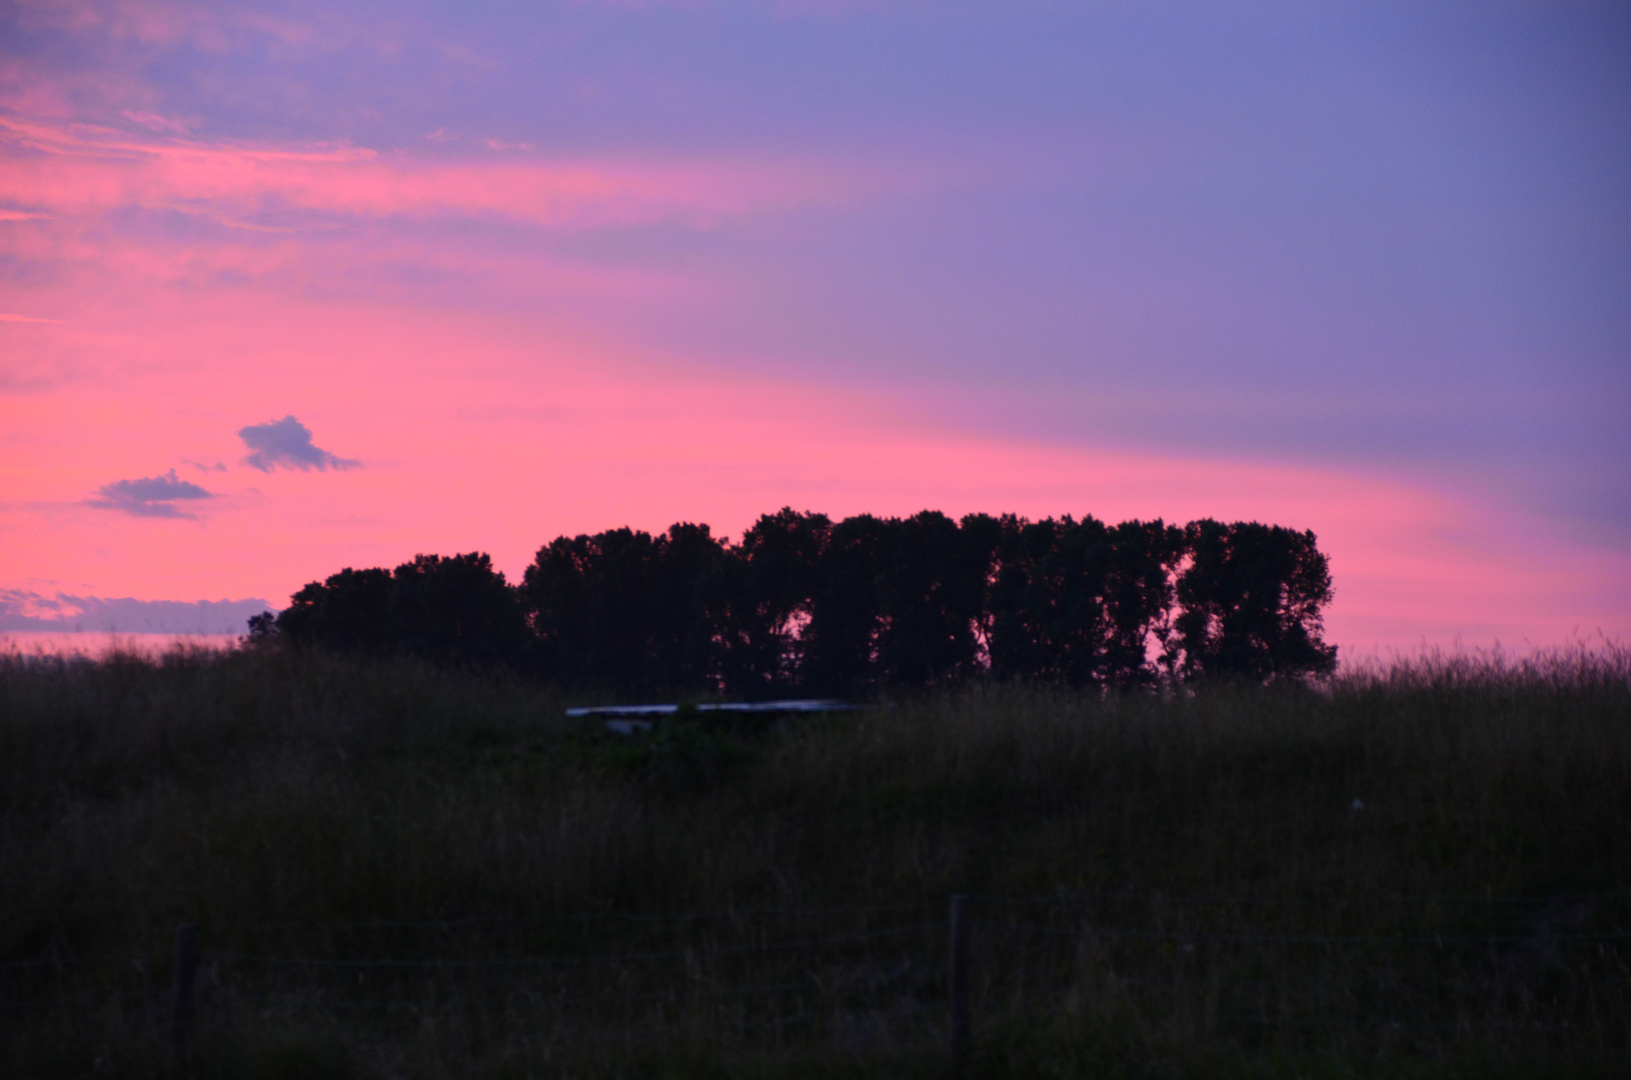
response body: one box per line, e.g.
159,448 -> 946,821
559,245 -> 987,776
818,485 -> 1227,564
1,642 -> 1628,1077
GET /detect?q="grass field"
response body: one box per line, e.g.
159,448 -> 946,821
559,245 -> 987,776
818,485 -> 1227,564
2,643 -> 1628,1077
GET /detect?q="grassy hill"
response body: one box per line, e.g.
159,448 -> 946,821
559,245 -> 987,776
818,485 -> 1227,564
2,644 -> 1627,1077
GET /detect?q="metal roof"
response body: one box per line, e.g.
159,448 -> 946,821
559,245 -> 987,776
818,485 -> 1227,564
566,699 -> 855,718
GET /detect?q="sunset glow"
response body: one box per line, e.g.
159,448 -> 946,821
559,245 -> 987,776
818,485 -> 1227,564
3,1 -> 1627,656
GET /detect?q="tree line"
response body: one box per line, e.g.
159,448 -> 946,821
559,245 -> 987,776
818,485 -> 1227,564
258,509 -> 1337,693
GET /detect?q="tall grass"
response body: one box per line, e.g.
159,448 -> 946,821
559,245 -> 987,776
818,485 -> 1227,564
1,643 -> 1627,1077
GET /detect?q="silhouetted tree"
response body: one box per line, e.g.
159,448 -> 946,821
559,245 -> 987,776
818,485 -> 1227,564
800,514 -> 890,695
278,567 -> 395,655
389,553 -> 530,668
1101,520 -> 1187,686
958,512 -> 1007,671
982,516 -> 1185,688
521,525 -> 728,692
984,514 -> 1047,680
645,523 -> 728,690
272,509 -> 1337,691
985,516 -> 1110,685
274,555 -> 527,669
872,511 -> 991,686
1174,520 -> 1337,681
524,528 -> 660,689
245,610 -> 279,645
714,509 -> 831,696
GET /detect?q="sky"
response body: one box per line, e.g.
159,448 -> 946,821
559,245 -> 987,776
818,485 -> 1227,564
1,0 -> 1628,653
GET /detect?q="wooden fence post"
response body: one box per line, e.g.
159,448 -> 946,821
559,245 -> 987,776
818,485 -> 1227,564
949,894 -> 971,1074
170,925 -> 199,1075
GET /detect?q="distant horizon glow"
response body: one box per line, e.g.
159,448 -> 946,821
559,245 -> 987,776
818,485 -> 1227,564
3,2 -> 1627,658
0,631 -> 242,659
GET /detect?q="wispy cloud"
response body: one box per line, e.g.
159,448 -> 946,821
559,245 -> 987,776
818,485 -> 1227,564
119,109 -> 193,135
0,115 -> 917,232
239,415 -> 359,472
88,468 -> 212,517
0,312 -> 61,322
12,0 -> 323,50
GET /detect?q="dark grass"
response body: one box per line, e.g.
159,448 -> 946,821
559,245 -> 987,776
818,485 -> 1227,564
1,642 -> 1628,1077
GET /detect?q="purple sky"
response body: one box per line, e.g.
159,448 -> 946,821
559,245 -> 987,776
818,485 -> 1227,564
2,1 -> 1628,652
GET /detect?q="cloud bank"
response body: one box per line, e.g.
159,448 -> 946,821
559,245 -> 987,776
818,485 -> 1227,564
0,589 -> 274,634
88,469 -> 212,517
239,415 -> 359,472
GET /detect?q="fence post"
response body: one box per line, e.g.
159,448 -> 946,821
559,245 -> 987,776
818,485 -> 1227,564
170,924 -> 199,1075
949,894 -> 971,1074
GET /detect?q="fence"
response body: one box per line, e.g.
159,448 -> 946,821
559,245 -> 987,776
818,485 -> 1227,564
5,890 -> 1629,1073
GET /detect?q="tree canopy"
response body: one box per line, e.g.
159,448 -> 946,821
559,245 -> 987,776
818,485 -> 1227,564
262,509 -> 1337,689
272,553 -> 528,669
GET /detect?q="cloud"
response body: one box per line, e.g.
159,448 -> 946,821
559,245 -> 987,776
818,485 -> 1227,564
11,0 -> 321,51
88,468 -> 212,517
239,415 -> 358,472
0,115 -> 912,233
120,109 -> 193,135
0,587 -> 273,633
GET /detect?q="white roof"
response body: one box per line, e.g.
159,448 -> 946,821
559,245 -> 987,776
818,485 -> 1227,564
566,699 -> 855,718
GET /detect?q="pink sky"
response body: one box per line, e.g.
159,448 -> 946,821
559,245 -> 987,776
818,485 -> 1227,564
6,281 -> 1626,654
3,2 -> 1628,658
